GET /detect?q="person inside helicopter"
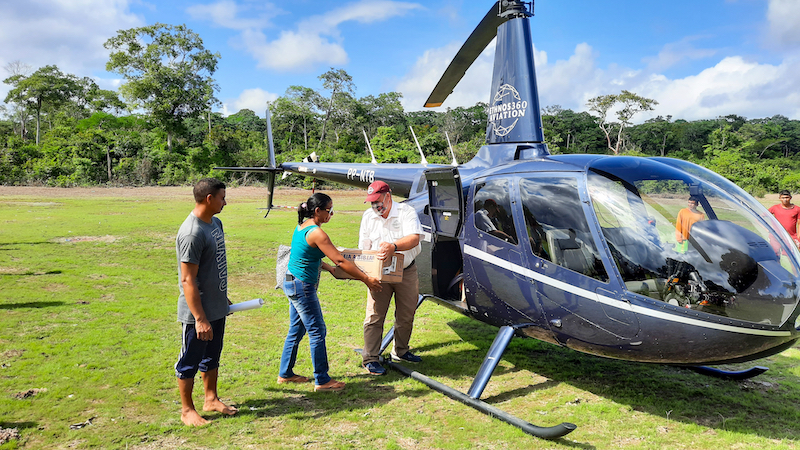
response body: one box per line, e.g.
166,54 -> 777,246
586,158 -> 799,326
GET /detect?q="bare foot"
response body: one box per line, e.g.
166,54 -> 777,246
203,397 -> 238,416
181,408 -> 210,426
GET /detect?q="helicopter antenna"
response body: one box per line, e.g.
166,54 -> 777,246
362,129 -> 378,164
445,131 -> 458,166
409,125 -> 428,166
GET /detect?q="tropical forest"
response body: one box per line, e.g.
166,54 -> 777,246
2,24 -> 799,197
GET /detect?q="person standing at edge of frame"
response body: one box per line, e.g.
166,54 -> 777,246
359,180 -> 424,376
769,189 -> 800,253
279,192 -> 382,392
174,178 -> 238,426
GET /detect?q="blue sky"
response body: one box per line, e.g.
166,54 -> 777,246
2,0 -> 799,122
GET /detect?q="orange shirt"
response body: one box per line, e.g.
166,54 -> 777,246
675,208 -> 705,243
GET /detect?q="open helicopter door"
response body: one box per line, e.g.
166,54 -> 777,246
425,167 -> 466,301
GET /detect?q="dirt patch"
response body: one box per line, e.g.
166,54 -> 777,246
1,349 -> 23,359
0,201 -> 60,207
0,186 -> 365,200
52,235 -> 119,244
13,388 -> 47,399
127,436 -> 204,450
0,186 -> 191,199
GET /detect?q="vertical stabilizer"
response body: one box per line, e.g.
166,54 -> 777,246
486,12 -> 545,145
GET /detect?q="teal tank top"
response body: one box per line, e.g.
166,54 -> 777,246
287,225 -> 326,284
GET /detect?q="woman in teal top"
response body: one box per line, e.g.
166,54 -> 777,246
279,193 -> 381,392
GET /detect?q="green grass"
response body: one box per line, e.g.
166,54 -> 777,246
0,187 -> 799,449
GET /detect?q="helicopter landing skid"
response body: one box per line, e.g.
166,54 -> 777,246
366,299 -> 577,439
380,323 -> 576,440
384,358 -> 576,440
684,365 -> 769,380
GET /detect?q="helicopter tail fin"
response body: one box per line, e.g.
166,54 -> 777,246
425,1 -> 548,152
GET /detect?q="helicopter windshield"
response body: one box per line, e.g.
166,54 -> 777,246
586,157 -> 800,326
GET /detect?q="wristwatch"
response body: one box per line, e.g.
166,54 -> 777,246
393,243 -> 398,252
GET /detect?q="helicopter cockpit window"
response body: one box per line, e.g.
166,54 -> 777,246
474,181 -> 518,245
587,157 -> 800,326
519,177 -> 608,282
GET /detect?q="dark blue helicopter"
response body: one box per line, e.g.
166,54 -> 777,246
220,0 -> 800,439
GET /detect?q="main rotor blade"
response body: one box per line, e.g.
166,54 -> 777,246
424,1 -> 506,108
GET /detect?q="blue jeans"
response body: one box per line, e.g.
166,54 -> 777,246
279,272 -> 331,386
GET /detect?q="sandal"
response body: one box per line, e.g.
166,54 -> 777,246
314,379 -> 345,392
277,375 -> 310,384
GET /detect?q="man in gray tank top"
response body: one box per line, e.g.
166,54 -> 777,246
174,178 -> 238,426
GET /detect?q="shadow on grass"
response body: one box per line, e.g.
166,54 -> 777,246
0,270 -> 62,277
375,339 -> 595,448
438,316 -> 800,441
0,421 -> 37,429
234,380 -> 432,420
0,301 -> 65,309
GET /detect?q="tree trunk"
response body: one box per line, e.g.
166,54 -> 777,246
106,147 -> 113,181
317,89 -> 337,148
600,123 -> 614,154
614,124 -> 625,155
35,98 -> 41,145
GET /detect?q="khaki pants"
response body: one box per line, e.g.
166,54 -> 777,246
362,263 -> 419,363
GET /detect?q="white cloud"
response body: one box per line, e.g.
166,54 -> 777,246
397,41 -> 495,112
222,88 -> 279,117
397,39 -> 800,121
638,56 -> 800,121
766,0 -> 800,50
239,29 -> 349,71
186,0 -> 281,31
641,37 -> 718,73
0,0 -> 141,75
205,0 -> 421,72
0,0 -> 142,103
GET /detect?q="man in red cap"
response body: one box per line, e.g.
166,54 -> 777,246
358,180 -> 423,375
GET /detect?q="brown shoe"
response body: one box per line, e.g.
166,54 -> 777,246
277,375 -> 310,384
314,380 -> 345,392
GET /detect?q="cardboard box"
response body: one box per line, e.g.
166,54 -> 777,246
332,249 -> 404,283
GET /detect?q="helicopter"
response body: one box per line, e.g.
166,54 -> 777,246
219,0 -> 800,439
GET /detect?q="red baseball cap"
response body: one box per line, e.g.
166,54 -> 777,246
365,180 -> 391,202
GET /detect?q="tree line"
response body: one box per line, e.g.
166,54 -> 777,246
2,24 -> 800,196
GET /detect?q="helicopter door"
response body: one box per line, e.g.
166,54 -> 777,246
462,178 -> 538,327
426,167 -> 465,299
517,175 -> 640,347
426,167 -> 463,238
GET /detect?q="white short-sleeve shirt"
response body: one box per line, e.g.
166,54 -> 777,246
358,201 -> 422,268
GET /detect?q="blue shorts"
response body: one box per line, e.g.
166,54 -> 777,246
174,317 -> 226,379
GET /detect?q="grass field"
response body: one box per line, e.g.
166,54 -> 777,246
1,186 -> 799,449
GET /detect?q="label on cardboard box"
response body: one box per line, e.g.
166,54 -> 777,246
332,249 -> 404,283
